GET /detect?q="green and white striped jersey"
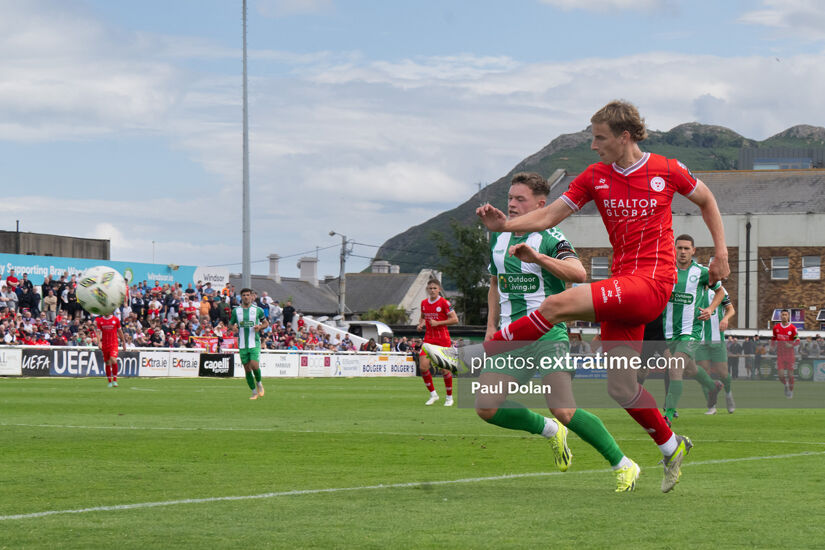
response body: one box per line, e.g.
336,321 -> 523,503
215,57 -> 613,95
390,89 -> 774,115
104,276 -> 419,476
229,305 -> 265,349
488,228 -> 576,342
701,287 -> 731,343
663,260 -> 721,340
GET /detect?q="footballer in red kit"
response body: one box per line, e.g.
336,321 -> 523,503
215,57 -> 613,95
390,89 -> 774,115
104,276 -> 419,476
477,100 -> 730,492
417,278 -> 458,406
95,314 -> 126,387
772,309 -> 799,398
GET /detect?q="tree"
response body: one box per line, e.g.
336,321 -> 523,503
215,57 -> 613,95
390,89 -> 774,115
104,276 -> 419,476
361,304 -> 409,325
431,221 -> 489,325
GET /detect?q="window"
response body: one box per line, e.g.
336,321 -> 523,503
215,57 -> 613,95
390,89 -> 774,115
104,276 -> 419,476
771,257 -> 789,280
591,257 -> 609,280
802,256 -> 821,281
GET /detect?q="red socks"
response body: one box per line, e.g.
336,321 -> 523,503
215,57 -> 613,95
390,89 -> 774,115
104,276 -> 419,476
105,364 -> 112,382
443,371 -> 453,396
422,369 -> 435,392
489,310 -> 552,342
624,386 -> 673,445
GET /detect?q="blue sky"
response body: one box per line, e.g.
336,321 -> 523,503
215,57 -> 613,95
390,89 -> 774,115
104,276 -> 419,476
3,0 -> 825,279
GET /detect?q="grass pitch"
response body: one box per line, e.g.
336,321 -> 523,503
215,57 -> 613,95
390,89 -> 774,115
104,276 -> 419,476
1,377 -> 824,549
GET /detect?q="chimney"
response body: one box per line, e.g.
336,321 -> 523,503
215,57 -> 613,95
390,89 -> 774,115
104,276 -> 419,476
268,253 -> 281,283
371,260 -> 390,274
390,264 -> 400,274
297,256 -> 319,287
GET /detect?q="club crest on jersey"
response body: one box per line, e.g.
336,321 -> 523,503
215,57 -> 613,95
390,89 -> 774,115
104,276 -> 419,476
436,306 -> 442,312
650,176 -> 665,192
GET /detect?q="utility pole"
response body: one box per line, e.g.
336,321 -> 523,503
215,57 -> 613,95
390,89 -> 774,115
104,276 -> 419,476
329,231 -> 348,317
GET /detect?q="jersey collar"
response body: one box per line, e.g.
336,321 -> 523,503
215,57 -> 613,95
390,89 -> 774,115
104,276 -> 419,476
612,152 -> 650,176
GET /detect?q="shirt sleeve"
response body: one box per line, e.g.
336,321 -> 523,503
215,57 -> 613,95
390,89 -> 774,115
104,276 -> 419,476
672,159 -> 698,197
560,167 -> 593,212
229,310 -> 237,325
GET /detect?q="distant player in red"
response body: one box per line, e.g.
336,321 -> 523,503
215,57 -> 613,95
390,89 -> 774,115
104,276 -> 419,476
95,314 -> 126,387
772,309 -> 799,398
417,278 -> 458,406
477,100 -> 729,492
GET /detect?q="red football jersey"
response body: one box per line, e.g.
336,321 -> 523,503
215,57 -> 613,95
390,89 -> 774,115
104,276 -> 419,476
95,315 -> 121,350
561,152 -> 698,284
772,322 -> 798,358
421,296 -> 453,346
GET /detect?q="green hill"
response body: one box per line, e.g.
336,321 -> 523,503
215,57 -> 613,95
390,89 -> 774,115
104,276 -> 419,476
374,123 -> 822,273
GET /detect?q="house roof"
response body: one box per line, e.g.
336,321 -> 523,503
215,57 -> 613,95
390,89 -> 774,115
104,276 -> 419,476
228,274 -> 339,315
326,272 -> 419,314
230,271 -> 422,316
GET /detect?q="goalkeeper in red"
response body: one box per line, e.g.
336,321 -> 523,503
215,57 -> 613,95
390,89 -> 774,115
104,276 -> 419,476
95,314 -> 126,387
468,100 -> 729,492
230,288 -> 269,400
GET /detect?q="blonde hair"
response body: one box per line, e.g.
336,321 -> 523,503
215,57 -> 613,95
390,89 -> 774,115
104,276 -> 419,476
591,100 -> 648,142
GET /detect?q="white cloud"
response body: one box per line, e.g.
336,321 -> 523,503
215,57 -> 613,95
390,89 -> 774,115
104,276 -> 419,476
740,0 -> 825,41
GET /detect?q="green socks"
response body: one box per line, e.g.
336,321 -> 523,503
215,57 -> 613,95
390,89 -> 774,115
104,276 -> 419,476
664,379 -> 684,414
566,409 -> 624,467
253,368 -> 262,383
486,401 -> 545,435
486,405 -> 624,468
694,367 -> 716,394
723,374 -> 732,393
245,371 -> 256,390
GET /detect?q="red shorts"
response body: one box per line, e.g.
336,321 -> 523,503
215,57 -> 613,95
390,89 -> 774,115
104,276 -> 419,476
102,348 -> 119,362
421,337 -> 451,356
776,357 -> 795,371
590,275 -> 672,352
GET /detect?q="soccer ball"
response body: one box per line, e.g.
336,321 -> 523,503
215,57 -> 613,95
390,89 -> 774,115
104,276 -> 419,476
76,266 -> 127,316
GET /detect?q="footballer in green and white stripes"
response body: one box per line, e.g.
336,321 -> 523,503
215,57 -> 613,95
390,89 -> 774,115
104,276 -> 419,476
696,287 -> 736,414
476,172 -> 640,492
662,235 -> 727,422
229,288 -> 269,400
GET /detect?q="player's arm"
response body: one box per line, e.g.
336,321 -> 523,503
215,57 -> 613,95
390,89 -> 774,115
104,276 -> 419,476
477,197 -> 574,234
255,311 -> 269,332
435,309 -> 459,327
719,302 -> 735,332
486,276 -> 500,341
698,284 -> 727,321
508,244 -> 586,283
94,323 -> 103,350
416,310 -> 426,331
686,180 -> 729,284
117,327 -> 126,351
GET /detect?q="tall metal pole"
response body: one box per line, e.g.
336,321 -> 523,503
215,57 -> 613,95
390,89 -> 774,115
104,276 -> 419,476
330,231 -> 348,317
241,0 -> 251,288
338,234 -> 347,317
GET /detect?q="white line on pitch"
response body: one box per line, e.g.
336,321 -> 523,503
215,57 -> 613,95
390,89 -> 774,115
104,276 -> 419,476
3,423 -> 825,447
1,450 -> 823,522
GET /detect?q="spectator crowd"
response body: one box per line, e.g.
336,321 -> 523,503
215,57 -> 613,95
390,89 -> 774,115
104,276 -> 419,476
0,272 -> 371,352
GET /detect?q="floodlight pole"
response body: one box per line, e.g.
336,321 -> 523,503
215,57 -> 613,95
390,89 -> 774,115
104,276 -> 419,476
241,0 -> 251,288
